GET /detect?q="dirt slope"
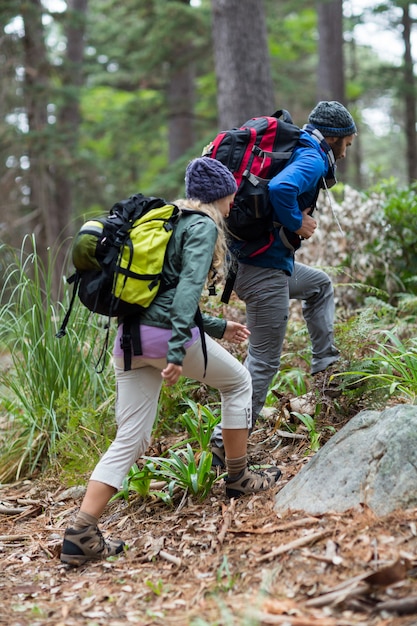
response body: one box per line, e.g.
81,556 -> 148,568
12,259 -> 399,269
2,421 -> 417,626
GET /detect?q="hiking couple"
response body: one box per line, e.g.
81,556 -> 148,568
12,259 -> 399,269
60,100 -> 356,566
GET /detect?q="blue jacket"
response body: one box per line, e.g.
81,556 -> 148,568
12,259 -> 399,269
240,129 -> 329,275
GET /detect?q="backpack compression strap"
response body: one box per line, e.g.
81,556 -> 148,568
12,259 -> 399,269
120,315 -> 141,372
55,272 -> 81,338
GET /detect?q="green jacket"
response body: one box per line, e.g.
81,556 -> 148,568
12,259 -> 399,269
139,209 -> 227,365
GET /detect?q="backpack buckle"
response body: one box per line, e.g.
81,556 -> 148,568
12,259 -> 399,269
120,331 -> 132,351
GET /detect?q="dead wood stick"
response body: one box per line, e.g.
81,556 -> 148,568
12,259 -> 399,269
307,569 -> 371,597
305,560 -> 410,609
16,498 -> 42,505
374,595 -> 417,615
149,480 -> 168,490
0,534 -> 29,541
304,570 -> 372,609
274,430 -> 306,439
159,550 -> 181,567
252,611 -> 336,625
216,500 -> 235,546
301,548 -> 343,565
228,516 -> 320,535
0,505 -> 30,515
304,581 -> 367,608
256,530 -> 329,563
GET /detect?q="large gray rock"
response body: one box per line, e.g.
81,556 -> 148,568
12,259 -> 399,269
274,404 -> 417,517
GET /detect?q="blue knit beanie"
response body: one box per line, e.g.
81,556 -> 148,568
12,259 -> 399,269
308,101 -> 357,137
185,157 -> 237,204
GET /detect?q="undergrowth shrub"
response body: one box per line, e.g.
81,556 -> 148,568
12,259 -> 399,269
3,180 -> 417,496
0,238 -> 114,482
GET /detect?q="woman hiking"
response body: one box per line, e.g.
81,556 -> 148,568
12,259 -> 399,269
60,157 -> 281,566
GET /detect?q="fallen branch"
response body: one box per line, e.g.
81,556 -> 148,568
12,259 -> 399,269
159,550 -> 181,567
0,534 -> 29,542
305,559 -> 410,609
274,430 -> 306,440
0,505 -> 30,515
256,530 -> 329,563
305,581 -> 368,608
216,500 -> 235,547
228,516 -> 320,535
251,611 -> 338,625
374,595 -> 417,615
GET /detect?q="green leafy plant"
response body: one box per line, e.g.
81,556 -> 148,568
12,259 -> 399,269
364,181 -> 417,298
291,412 -> 321,452
215,555 -> 239,592
145,444 -> 219,500
177,400 -> 221,452
266,367 -> 308,404
344,330 -> 417,402
145,578 -> 165,597
110,461 -> 155,502
111,402 -> 221,505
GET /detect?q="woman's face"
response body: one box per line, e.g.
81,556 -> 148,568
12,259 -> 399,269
216,193 -> 236,218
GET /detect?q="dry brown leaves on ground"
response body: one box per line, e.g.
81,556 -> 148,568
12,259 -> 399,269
2,426 -> 417,626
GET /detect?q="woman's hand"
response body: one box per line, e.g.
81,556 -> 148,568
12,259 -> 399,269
223,321 -> 251,343
161,362 -> 183,386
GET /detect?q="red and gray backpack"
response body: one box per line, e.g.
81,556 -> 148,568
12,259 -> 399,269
203,110 -> 303,258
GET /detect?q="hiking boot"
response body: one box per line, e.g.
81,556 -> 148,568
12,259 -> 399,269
225,465 -> 282,498
211,445 -> 226,469
60,524 -> 125,566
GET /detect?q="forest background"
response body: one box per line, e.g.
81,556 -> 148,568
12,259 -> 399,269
3,4 -> 417,624
1,0 -> 417,483
1,0 -> 417,298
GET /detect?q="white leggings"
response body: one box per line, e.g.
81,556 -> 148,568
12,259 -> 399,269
90,334 -> 252,489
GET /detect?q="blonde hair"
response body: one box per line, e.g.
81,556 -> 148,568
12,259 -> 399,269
175,198 -> 229,284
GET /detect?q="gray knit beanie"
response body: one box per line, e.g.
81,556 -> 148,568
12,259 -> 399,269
185,157 -> 237,204
308,101 -> 357,137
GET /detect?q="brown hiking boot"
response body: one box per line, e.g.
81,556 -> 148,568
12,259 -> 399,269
60,525 -> 125,566
225,465 -> 282,498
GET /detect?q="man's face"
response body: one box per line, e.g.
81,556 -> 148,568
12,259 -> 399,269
326,134 -> 355,160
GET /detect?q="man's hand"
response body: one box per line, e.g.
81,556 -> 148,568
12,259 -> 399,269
295,207 -> 317,239
161,362 -> 182,386
223,321 -> 251,343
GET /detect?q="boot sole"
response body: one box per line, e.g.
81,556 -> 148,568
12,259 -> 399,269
60,546 -> 125,566
60,553 -> 96,566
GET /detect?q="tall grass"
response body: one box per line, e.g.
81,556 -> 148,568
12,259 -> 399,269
344,330 -> 417,402
0,238 -> 113,482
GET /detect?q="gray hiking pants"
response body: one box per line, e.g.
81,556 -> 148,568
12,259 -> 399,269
212,261 -> 339,445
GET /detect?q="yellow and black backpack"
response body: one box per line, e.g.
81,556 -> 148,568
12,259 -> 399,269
56,193 -> 206,371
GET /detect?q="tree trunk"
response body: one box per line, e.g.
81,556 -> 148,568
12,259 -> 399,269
316,0 -> 351,177
21,0 -> 87,299
21,0 -> 53,263
210,0 -> 275,129
53,0 -> 88,298
316,0 -> 345,102
167,62 -> 195,163
401,2 -> 417,183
